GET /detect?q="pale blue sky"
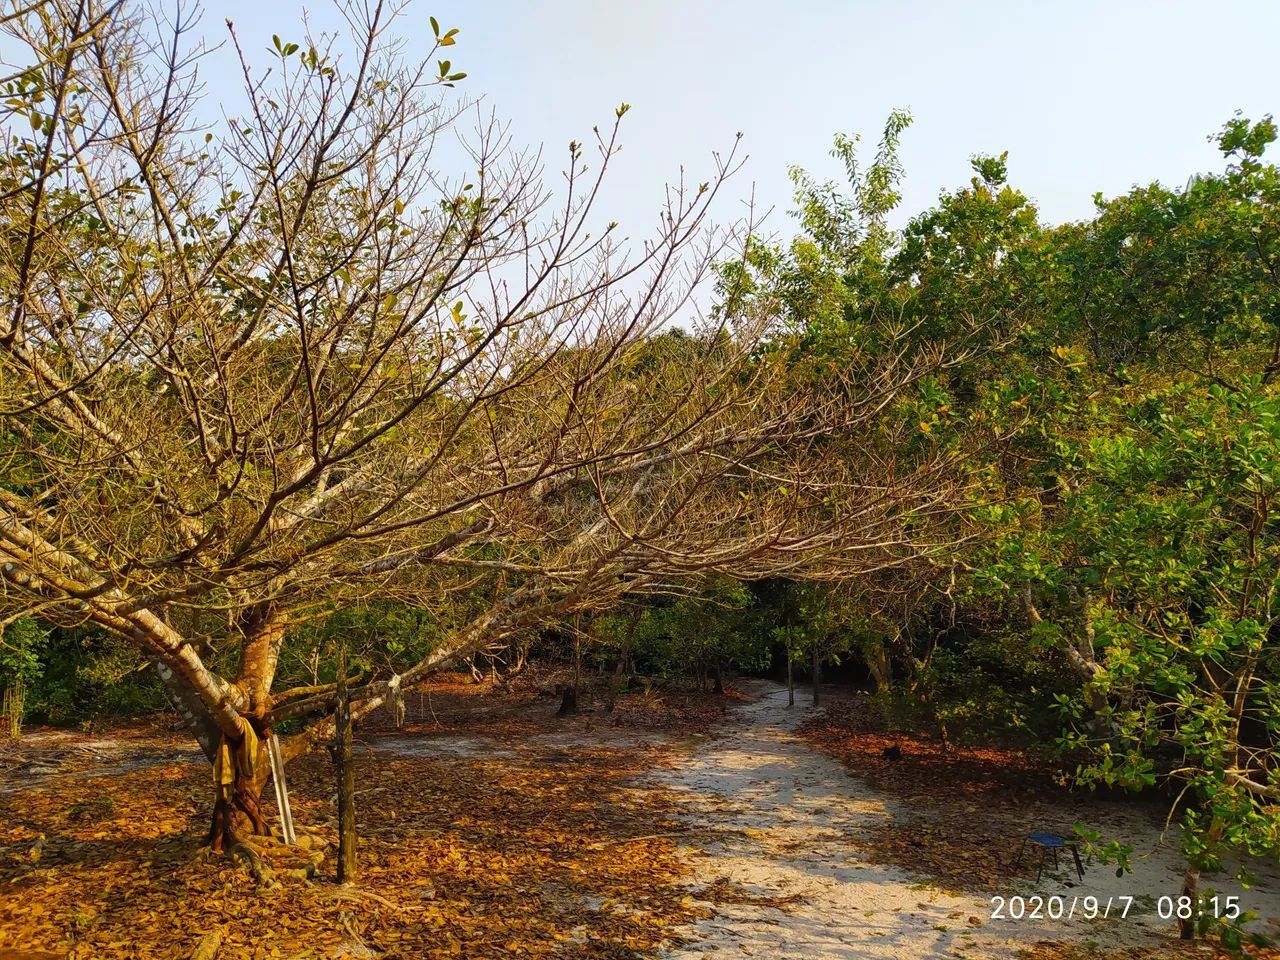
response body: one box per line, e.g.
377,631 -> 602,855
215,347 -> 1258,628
208,1 -> 1277,244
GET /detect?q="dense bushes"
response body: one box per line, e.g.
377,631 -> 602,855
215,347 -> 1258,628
1,619 -> 166,725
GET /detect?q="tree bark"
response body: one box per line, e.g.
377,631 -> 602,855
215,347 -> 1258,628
154,659 -> 219,761
207,722 -> 270,855
190,928 -> 225,960
208,776 -> 268,854
237,604 -> 285,715
865,639 -> 891,693
607,654 -> 628,710
203,608 -> 289,853
1023,585 -> 1109,729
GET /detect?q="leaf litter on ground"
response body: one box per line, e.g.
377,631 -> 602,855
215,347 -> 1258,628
0,673 -> 728,959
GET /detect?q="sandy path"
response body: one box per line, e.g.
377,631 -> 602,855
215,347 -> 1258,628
654,680 -> 1275,960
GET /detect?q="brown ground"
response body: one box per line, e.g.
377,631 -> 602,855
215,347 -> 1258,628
797,692 -> 1160,892
3,678 -> 1275,960
0,673 -> 724,960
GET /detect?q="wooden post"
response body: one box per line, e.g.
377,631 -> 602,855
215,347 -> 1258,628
812,647 -> 821,707
335,641 -> 357,883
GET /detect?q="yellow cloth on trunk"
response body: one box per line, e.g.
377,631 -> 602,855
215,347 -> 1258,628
213,715 -> 260,803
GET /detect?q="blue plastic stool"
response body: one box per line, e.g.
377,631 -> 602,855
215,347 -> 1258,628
1014,832 -> 1085,881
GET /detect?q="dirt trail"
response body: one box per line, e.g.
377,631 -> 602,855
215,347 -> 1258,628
654,680 -> 1275,960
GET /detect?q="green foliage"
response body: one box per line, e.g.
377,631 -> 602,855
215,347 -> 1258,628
1042,384 -> 1280,864
597,578 -> 765,684
281,603 -> 451,688
965,112 -> 1280,901
910,628 -> 1073,743
0,616 -> 45,685
729,109 -> 1280,915
15,623 -> 166,725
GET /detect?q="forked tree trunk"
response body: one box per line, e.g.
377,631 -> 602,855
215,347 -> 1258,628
507,639 -> 529,678
208,723 -> 271,854
207,606 -> 286,853
864,639 -> 892,693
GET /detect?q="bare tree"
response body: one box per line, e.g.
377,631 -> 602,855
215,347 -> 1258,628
0,0 -> 974,851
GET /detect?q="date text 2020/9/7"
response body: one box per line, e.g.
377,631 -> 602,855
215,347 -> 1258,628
990,896 -> 1134,920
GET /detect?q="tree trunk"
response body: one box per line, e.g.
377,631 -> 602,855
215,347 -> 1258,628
1178,818 -> 1223,939
712,659 -> 725,695
154,659 -> 219,761
605,615 -> 636,713
574,635 -> 582,699
205,605 -> 288,854
208,728 -> 270,854
787,656 -> 794,707
605,668 -> 620,712
334,643 -> 357,883
509,638 -> 529,678
237,605 -> 285,716
208,773 -> 269,854
812,647 -> 821,707
865,639 -> 892,693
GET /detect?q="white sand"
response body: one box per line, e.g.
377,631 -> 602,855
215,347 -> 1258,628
653,680 -> 1280,959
